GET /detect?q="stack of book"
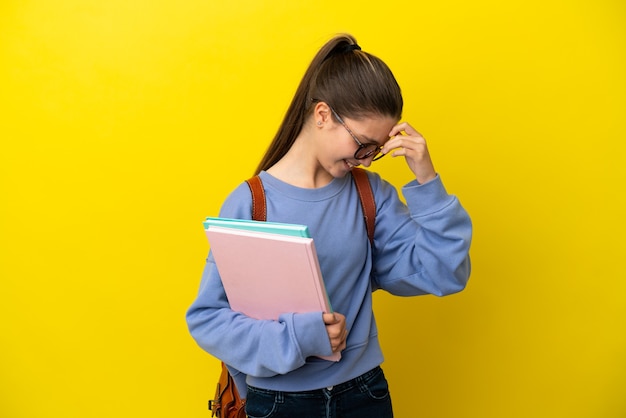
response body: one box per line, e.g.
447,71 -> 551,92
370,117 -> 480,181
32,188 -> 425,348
204,217 -> 339,361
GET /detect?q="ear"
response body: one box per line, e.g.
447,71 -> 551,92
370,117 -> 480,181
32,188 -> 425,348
313,101 -> 332,126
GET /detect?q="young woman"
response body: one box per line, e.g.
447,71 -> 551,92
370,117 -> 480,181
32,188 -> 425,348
187,34 -> 472,418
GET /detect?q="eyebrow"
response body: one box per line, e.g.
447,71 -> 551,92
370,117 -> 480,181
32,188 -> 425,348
356,132 -> 386,146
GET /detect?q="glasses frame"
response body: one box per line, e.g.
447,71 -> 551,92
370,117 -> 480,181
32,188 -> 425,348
328,106 -> 386,161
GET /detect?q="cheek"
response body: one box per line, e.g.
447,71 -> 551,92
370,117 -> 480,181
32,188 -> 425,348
322,131 -> 353,159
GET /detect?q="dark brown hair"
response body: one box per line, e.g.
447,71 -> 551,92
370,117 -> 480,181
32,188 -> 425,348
254,34 -> 403,174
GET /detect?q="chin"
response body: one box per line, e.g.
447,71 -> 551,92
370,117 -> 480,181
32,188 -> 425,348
321,161 -> 352,180
331,163 -> 350,177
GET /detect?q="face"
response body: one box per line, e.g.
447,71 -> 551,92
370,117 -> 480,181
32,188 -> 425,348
319,112 -> 397,177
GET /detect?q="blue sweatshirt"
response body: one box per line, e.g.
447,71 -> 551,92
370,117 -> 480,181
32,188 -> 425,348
186,170 -> 471,397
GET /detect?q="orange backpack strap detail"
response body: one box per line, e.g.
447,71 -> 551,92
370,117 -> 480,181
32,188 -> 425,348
245,175 -> 267,222
351,168 -> 376,245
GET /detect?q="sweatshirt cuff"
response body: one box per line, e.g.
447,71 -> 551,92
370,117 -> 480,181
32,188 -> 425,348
289,311 -> 333,359
402,174 -> 452,216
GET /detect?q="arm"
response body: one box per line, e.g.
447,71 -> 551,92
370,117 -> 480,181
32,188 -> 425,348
186,184 -> 337,377
373,123 -> 472,295
186,262 -> 333,376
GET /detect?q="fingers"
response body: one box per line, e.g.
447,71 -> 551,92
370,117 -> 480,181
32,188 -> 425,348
389,121 -> 421,138
381,126 -> 427,157
382,121 -> 437,184
322,312 -> 338,324
323,312 -> 347,353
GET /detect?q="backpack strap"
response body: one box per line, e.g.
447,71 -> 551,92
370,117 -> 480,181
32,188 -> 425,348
245,169 -> 375,244
245,175 -> 267,222
351,168 -> 376,246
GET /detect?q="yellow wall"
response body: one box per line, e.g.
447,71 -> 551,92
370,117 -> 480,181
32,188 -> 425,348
1,1 -> 624,417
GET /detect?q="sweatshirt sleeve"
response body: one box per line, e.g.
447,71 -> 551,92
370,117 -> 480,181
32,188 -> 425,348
186,184 -> 334,378
371,174 -> 472,296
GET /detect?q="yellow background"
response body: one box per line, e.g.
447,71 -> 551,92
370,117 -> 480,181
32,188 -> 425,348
1,1 -> 625,417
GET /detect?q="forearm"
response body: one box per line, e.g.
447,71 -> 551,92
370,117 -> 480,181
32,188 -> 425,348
186,260 -> 334,376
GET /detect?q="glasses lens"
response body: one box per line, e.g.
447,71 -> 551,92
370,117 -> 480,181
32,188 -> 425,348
355,144 -> 382,160
371,151 -> 385,161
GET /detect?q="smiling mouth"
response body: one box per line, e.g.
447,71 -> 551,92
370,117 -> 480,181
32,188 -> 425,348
344,160 -> 359,169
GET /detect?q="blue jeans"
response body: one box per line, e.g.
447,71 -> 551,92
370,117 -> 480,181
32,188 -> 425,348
245,366 -> 393,418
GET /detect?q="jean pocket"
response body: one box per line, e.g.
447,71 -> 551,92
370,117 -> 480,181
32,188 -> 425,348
245,386 -> 279,418
362,368 -> 391,401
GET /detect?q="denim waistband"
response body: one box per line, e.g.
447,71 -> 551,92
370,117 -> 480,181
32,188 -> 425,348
327,366 -> 381,392
248,366 -> 383,396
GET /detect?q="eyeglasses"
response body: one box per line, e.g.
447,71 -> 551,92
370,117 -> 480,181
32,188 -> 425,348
328,106 -> 386,161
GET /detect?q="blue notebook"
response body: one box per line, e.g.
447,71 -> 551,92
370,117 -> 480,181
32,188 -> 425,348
203,217 -> 310,238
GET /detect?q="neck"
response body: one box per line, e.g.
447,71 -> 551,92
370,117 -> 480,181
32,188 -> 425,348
266,127 -> 332,188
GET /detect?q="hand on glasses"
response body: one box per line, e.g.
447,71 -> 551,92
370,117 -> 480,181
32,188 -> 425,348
384,122 -> 437,184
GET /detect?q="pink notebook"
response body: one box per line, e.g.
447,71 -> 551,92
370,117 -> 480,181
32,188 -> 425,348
205,226 -> 340,361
